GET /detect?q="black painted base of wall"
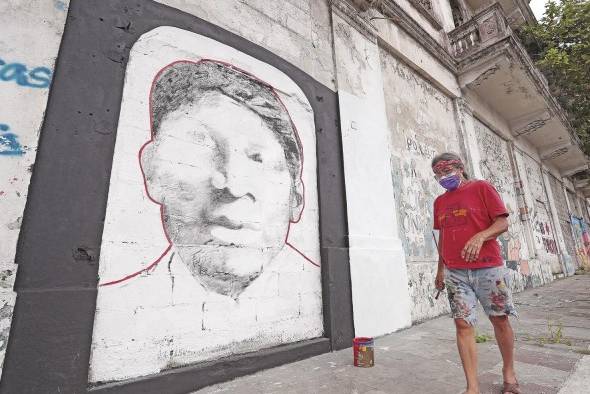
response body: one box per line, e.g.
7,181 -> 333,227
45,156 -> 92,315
90,338 -> 331,394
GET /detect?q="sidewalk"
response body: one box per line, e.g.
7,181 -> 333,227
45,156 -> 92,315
196,273 -> 590,394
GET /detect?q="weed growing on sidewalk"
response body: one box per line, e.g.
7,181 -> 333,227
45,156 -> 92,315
475,332 -> 493,343
537,321 -> 572,346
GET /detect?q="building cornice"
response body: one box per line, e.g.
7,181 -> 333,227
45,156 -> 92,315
374,0 -> 458,73
330,0 -> 379,42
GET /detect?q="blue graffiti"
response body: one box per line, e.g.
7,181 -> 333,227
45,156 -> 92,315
54,0 -> 67,11
0,58 -> 52,88
0,124 -> 25,156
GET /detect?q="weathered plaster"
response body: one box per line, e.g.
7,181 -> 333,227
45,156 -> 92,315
473,118 -> 530,269
0,0 -> 70,377
514,149 -> 561,273
380,47 -> 461,322
153,0 -> 336,90
372,16 -> 460,97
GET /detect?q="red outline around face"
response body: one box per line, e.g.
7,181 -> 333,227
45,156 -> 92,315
100,59 -> 318,287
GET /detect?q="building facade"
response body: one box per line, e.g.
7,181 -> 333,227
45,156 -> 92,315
1,0 -> 589,392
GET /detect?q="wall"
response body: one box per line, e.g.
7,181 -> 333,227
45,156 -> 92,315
3,0 -> 590,391
0,0 -> 70,376
154,0 -> 335,91
473,118 -> 530,268
513,147 -> 561,279
546,173 -> 577,275
380,47 -> 461,322
1,1 -> 353,392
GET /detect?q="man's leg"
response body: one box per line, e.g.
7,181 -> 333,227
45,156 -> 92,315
445,269 -> 480,394
475,266 -> 519,392
455,318 -> 479,394
489,315 -> 517,385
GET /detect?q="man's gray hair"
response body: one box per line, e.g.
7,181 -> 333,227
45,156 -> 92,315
431,152 -> 469,179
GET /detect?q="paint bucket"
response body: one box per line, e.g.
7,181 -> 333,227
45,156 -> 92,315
353,337 -> 374,367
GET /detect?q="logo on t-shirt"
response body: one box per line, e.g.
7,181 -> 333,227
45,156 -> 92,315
440,205 -> 468,228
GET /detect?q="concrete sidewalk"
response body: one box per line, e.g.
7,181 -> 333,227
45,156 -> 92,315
196,273 -> 590,394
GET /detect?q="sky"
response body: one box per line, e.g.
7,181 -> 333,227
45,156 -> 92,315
529,0 -> 557,20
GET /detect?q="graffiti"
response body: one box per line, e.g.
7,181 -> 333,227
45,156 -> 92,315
474,120 -> 512,194
474,120 -> 529,269
570,215 -> 590,269
0,124 -> 24,156
90,27 -> 323,383
406,135 -> 437,159
0,58 -> 52,89
498,205 -> 523,263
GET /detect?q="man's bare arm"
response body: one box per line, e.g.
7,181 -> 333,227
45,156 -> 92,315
461,216 -> 509,262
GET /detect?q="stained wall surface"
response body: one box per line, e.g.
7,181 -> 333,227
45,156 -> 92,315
380,47 -> 461,322
0,0 -> 70,376
472,119 -> 530,268
153,0 -> 335,91
514,149 -> 561,275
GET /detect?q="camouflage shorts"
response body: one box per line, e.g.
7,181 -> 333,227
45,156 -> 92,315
444,266 -> 517,326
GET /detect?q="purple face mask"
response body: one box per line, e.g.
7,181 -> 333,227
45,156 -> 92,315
439,174 -> 461,191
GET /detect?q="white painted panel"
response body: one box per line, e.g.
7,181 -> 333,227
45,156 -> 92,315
332,13 -> 412,337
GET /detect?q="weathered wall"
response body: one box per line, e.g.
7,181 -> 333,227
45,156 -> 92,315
473,119 -> 529,267
514,149 -> 560,274
547,173 -> 577,274
380,47 -> 460,322
0,0 -> 70,376
154,0 -> 335,91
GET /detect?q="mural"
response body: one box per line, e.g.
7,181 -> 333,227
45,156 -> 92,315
90,27 -> 323,383
571,215 -> 590,269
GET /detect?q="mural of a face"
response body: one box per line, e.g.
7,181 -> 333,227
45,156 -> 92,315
141,61 -> 304,297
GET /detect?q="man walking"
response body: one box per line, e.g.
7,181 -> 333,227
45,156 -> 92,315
432,152 -> 520,394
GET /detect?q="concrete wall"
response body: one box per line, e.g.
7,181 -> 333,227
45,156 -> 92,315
154,0 -> 335,90
380,47 -> 460,322
4,0 -> 590,390
0,0 -> 70,376
331,7 -> 413,337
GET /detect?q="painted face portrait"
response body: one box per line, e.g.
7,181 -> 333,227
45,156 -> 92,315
141,61 -> 304,297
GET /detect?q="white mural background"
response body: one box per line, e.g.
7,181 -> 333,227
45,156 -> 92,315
89,27 -> 323,383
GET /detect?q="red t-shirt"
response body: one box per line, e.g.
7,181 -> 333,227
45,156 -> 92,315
433,180 -> 508,269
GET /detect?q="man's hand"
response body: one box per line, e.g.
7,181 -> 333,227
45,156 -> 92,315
461,233 -> 485,262
435,269 -> 445,290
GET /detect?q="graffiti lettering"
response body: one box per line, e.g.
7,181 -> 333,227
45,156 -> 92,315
0,58 -> 52,88
0,124 -> 24,156
406,135 -> 437,159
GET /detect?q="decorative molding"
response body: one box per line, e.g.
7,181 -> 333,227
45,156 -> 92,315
406,0 -> 443,30
374,0 -> 458,72
479,15 -> 499,43
331,0 -> 379,42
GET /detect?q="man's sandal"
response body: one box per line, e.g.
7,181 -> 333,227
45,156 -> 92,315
502,381 -> 521,394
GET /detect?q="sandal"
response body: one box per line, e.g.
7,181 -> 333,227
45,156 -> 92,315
502,381 -> 521,394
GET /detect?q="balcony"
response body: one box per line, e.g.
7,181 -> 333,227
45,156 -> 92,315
464,0 -> 535,28
448,3 -> 589,186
